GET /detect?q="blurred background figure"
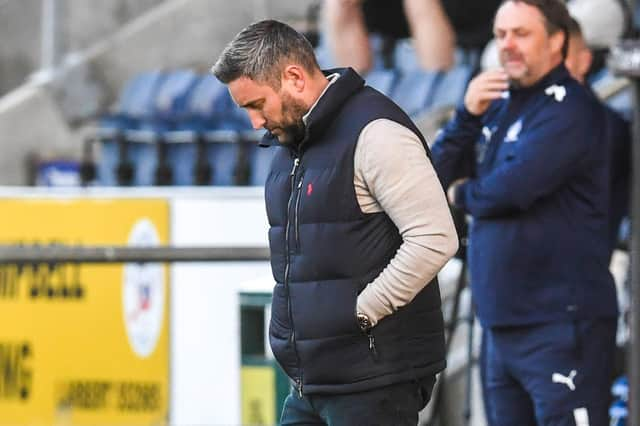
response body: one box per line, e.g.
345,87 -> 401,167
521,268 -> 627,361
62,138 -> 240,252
432,1 -> 619,424
565,16 -> 631,257
568,0 -> 631,51
564,16 -> 594,83
481,0 -> 632,77
323,0 -> 500,73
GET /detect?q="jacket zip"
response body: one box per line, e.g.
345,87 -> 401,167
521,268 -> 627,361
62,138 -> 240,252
285,157 -> 304,397
294,174 -> 304,252
366,330 -> 379,360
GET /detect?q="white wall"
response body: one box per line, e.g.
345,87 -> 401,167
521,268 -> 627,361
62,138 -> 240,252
170,190 -> 272,425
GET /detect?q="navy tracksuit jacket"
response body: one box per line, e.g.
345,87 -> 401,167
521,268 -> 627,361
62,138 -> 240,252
432,65 -> 618,328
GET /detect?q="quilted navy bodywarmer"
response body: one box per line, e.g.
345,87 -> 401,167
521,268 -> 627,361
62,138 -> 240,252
263,68 -> 446,395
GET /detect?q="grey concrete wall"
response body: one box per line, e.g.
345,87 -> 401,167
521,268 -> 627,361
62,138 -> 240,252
267,0 -> 319,22
0,0 -> 166,96
0,0 -> 318,184
0,0 -> 42,96
87,0 -> 258,106
0,0 -> 316,97
0,83 -> 77,185
64,0 -> 165,52
85,0 -> 317,106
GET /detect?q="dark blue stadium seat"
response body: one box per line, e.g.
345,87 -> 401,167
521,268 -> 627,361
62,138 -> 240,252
165,141 -> 197,185
97,71 -> 249,187
211,144 -> 242,185
97,70 -> 166,137
140,70 -> 201,185
429,64 -> 474,110
606,89 -> 633,122
96,35 -> 476,187
96,138 -> 157,186
314,36 -> 336,70
389,70 -> 438,117
248,146 -> 275,185
162,75 -> 251,186
153,69 -> 201,124
315,33 -> 391,71
393,39 -> 421,73
97,70 -> 166,185
364,69 -> 397,96
178,75 -> 232,131
96,140 -> 119,186
590,69 -> 633,121
241,130 -> 273,186
129,139 -> 158,186
122,70 -> 200,186
109,70 -> 166,126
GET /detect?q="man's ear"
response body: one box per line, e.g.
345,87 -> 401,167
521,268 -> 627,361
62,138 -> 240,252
579,48 -> 593,78
282,65 -> 306,92
550,31 -> 565,57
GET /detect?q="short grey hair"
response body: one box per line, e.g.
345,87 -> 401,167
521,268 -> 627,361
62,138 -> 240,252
211,19 -> 320,87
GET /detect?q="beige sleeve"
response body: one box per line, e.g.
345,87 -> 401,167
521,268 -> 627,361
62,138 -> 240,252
354,119 -> 459,326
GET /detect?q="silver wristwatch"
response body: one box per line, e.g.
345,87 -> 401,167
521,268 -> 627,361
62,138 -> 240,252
357,311 -> 372,332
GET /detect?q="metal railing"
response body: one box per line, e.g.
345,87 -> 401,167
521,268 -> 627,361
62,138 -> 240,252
0,245 -> 270,264
609,38 -> 640,426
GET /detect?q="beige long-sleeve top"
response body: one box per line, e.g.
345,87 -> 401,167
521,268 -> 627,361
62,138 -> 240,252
304,74 -> 458,326
353,118 -> 459,326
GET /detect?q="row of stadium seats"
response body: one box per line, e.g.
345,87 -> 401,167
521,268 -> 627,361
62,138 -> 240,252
91,69 -> 268,186
366,63 -> 473,116
610,376 -> 629,425
88,58 -> 475,186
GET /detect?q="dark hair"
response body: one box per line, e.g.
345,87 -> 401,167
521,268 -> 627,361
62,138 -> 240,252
567,16 -> 583,38
211,19 -> 320,87
500,0 -> 572,58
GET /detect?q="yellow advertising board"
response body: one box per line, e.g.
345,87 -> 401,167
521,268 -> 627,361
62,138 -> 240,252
0,198 -> 169,425
241,366 -> 275,425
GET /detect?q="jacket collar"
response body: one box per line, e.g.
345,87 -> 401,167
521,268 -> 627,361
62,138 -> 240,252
260,67 -> 365,149
510,63 -> 571,97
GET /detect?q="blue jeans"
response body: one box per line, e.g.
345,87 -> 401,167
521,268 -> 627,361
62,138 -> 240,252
279,375 -> 436,426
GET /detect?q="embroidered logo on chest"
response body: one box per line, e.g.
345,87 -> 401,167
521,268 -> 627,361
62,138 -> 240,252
482,126 -> 493,142
504,119 -> 522,143
545,84 -> 567,102
477,126 -> 495,163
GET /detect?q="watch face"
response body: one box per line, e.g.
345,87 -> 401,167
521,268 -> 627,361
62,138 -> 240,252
357,313 -> 371,331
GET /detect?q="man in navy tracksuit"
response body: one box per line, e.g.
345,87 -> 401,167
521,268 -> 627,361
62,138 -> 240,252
212,20 -> 458,425
432,1 -> 618,424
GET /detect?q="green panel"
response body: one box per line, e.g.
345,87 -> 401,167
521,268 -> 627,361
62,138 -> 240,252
274,361 -> 290,419
240,305 -> 265,356
239,292 -> 272,307
239,290 -> 288,421
242,355 -> 270,366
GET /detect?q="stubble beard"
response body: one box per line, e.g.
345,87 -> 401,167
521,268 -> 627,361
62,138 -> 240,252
275,92 -> 308,146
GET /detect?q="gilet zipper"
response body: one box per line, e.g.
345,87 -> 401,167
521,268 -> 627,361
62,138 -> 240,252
285,157 -> 304,397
